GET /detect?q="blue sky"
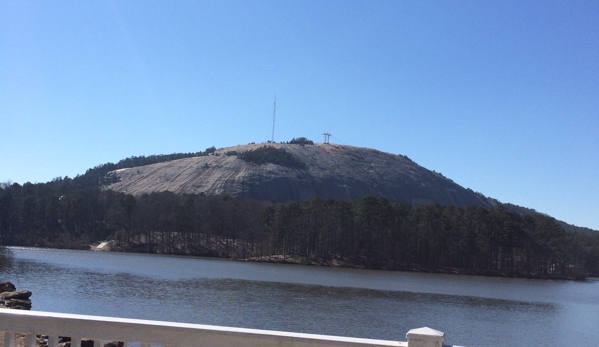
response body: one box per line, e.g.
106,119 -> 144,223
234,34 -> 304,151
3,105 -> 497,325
1,1 -> 598,230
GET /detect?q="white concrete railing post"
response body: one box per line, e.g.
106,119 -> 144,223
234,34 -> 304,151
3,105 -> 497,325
406,327 -> 445,347
3,331 -> 15,347
48,335 -> 59,347
24,333 -> 37,347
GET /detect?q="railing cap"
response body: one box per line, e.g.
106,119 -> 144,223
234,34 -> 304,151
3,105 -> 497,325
406,327 -> 445,340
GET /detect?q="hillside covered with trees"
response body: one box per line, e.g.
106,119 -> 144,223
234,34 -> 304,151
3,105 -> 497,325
1,179 -> 598,279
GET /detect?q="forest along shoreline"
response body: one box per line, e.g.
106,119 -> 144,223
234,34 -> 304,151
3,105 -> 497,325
2,185 -> 598,281
86,236 -> 587,281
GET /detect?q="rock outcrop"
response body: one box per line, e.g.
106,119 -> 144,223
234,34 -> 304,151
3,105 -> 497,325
0,281 -> 16,293
0,282 -> 32,310
105,143 -> 494,208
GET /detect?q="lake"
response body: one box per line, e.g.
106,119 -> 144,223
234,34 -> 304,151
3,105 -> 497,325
1,247 -> 598,347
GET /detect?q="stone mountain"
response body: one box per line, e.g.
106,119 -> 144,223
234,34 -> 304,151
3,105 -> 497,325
104,143 -> 495,209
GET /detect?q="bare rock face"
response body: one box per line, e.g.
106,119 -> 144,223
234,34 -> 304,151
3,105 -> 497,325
105,143 -> 494,208
0,290 -> 32,300
0,282 -> 32,310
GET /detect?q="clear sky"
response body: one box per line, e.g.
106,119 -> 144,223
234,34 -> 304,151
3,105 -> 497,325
1,1 -> 598,230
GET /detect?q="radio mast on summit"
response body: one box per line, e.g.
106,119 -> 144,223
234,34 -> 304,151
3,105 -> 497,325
271,94 -> 276,142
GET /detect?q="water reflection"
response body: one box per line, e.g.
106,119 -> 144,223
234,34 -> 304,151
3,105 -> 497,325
0,247 -> 14,272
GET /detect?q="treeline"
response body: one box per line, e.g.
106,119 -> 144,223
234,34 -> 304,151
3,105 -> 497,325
258,196 -> 599,278
1,181 -> 598,279
238,146 -> 306,168
289,137 -> 314,145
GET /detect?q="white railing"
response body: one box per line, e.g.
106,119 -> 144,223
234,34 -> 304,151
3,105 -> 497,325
0,310 -> 455,347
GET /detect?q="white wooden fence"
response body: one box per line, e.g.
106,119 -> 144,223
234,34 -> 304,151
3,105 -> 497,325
0,309 -> 455,347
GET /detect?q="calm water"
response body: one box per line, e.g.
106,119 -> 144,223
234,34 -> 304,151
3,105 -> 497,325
1,247 -> 598,347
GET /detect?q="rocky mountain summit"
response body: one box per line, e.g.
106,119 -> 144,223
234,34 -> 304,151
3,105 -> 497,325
105,143 -> 494,208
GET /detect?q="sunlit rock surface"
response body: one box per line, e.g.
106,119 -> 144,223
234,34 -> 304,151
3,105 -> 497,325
105,143 -> 493,208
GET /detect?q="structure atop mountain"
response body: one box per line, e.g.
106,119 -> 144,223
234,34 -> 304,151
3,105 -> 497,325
103,142 -> 495,209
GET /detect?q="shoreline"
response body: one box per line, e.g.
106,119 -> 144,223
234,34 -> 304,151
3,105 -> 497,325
85,242 -> 588,281
242,254 -> 586,281
5,244 -> 586,281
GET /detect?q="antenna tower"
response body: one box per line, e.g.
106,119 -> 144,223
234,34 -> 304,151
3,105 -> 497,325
323,132 -> 332,144
271,94 -> 276,142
